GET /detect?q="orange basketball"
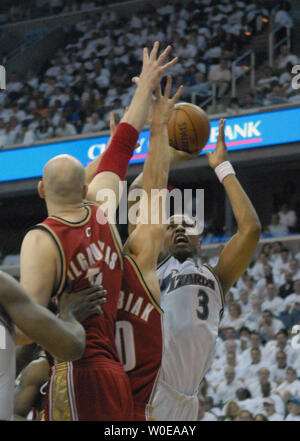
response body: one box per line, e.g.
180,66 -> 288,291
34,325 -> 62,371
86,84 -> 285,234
168,102 -> 210,154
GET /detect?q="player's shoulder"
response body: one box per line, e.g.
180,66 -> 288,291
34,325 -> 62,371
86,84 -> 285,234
22,227 -> 58,253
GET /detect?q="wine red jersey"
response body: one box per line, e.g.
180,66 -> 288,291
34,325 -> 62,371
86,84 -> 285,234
116,255 -> 163,420
33,203 -> 123,363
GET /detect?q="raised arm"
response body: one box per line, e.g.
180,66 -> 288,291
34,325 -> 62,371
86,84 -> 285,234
124,77 -> 183,300
128,141 -> 198,236
207,119 -> 261,294
86,42 -> 178,217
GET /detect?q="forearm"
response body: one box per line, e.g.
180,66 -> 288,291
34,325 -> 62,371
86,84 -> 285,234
121,84 -> 152,132
85,153 -> 103,185
143,122 -> 170,193
222,174 -> 261,234
10,301 -> 85,361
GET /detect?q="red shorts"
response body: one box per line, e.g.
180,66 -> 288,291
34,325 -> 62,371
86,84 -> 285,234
44,359 -> 134,421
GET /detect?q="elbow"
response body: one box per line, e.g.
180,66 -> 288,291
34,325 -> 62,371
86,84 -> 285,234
55,333 -> 86,362
244,219 -> 262,240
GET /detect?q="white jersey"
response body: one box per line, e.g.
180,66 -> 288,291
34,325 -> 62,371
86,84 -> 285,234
149,255 -> 224,420
0,308 -> 15,421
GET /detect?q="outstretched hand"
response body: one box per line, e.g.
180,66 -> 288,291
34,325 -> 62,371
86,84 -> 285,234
139,41 -> 178,92
206,118 -> 227,169
152,75 -> 183,125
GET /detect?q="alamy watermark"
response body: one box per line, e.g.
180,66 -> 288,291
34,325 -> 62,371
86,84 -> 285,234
0,65 -> 6,90
95,181 -> 205,235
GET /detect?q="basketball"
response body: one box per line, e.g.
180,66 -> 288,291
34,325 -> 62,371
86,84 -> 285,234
168,102 -> 211,154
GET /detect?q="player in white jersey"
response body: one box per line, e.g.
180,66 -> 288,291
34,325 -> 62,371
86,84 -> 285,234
130,118 -> 261,420
0,271 -> 105,420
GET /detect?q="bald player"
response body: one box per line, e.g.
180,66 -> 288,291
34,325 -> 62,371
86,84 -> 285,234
18,42 -> 178,421
0,271 -> 104,420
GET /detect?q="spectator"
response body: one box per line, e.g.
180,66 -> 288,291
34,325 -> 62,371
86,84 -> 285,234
81,112 -> 105,134
275,2 -> 293,29
280,299 -> 300,330
237,409 -> 253,421
258,310 -> 284,342
283,279 -> 300,313
276,44 -> 299,72
261,284 -> 284,316
14,121 -> 36,145
34,118 -> 54,141
215,367 -> 243,407
279,272 -> 295,299
270,350 -> 288,385
278,203 -> 297,230
267,214 -> 289,236
264,329 -> 295,366
239,290 -> 252,316
254,413 -> 268,421
208,58 -> 231,98
220,302 -> 245,332
198,398 -> 218,421
272,367 -> 300,401
256,67 -> 279,93
273,248 -> 291,283
55,117 -> 77,138
262,398 -> 283,421
285,398 -> 300,421
223,400 -> 240,421
226,98 -> 242,115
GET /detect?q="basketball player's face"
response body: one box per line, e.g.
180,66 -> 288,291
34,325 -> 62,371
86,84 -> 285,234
164,215 -> 201,262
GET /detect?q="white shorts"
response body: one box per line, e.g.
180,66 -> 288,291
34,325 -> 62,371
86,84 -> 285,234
148,377 -> 199,421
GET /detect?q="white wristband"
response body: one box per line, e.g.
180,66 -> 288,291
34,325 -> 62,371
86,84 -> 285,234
214,161 -> 236,183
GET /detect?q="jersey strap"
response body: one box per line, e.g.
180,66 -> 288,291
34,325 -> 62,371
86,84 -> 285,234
157,254 -> 171,269
29,224 -> 67,298
124,254 -> 163,315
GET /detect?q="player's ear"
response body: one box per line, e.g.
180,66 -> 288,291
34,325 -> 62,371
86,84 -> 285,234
38,180 -> 45,199
82,183 -> 88,199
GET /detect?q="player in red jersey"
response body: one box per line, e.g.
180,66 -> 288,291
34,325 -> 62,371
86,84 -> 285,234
115,76 -> 183,420
17,43 -> 178,421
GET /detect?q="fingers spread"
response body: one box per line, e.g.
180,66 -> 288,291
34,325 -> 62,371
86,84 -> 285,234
164,75 -> 172,98
149,41 -> 160,61
161,57 -> 178,73
143,47 -> 149,64
156,45 -> 171,65
171,84 -> 183,104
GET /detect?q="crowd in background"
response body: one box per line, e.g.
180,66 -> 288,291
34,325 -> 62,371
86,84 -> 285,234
195,239 -> 300,421
0,0 -> 296,149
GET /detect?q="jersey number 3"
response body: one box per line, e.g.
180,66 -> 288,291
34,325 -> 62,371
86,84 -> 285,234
197,289 -> 209,320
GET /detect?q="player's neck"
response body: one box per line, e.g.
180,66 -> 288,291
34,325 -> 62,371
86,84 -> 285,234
46,201 -> 87,222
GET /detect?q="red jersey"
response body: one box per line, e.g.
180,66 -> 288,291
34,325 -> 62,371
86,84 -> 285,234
116,255 -> 163,420
33,203 -> 123,363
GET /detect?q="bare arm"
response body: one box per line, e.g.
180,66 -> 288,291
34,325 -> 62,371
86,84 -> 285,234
86,42 -> 178,213
14,357 -> 49,420
124,78 -> 183,300
16,228 -> 59,344
128,143 -> 198,236
0,271 -> 86,361
207,119 -> 261,294
85,113 -> 116,185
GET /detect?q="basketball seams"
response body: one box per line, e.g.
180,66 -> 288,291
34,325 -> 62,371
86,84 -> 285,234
180,106 -> 199,150
174,107 -> 178,150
